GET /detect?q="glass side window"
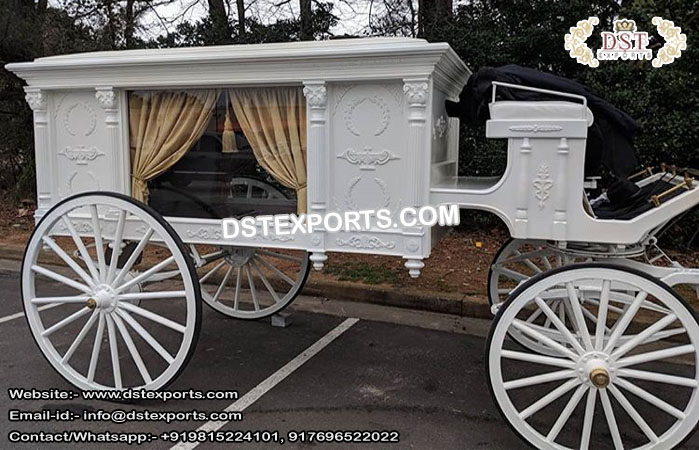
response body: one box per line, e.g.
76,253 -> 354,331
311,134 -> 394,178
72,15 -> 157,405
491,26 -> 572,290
128,89 -> 300,220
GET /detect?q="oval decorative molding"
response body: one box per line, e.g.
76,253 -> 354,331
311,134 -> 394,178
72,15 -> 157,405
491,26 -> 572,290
336,146 -> 400,170
336,235 -> 396,250
343,96 -> 390,137
64,102 -> 97,137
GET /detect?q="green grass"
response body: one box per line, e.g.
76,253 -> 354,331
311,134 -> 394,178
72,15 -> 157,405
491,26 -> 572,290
325,261 -> 400,285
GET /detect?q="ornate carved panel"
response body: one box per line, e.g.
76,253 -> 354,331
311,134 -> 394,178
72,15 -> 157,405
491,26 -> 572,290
54,90 -> 112,198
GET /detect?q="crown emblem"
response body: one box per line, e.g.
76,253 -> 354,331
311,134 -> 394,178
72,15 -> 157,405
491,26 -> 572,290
614,19 -> 636,32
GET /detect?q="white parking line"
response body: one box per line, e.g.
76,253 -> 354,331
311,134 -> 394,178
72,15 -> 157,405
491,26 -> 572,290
0,303 -> 60,325
171,317 -> 360,450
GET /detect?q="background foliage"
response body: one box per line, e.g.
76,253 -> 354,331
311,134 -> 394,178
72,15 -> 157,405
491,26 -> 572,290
0,0 -> 696,246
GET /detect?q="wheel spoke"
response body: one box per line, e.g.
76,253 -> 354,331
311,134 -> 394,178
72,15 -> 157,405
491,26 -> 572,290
616,344 -> 695,368
580,388 -> 597,450
213,266 -> 233,303
116,255 -> 176,294
116,309 -> 174,364
614,377 -> 686,419
62,216 -> 101,283
497,267 -> 529,282
106,209 -> 127,284
105,315 -> 122,389
245,265 -> 260,311
255,255 -> 296,285
617,369 -> 698,388
511,319 -> 579,360
611,313 -> 678,360
112,227 -> 154,288
42,307 -> 91,337
257,249 -> 303,264
87,313 -> 105,383
546,384 -> 586,442
113,313 -> 152,384
600,389 -> 624,450
251,259 -> 280,304
42,236 -> 96,289
90,205 -> 107,282
118,291 -> 187,301
61,311 -> 99,364
501,350 -> 576,369
233,266 -> 242,310
608,384 -> 659,444
504,369 -> 576,390
31,295 -> 90,305
118,302 -> 186,334
519,378 -> 579,420
595,280 -> 611,352
534,297 -> 586,355
604,292 -> 649,353
200,260 -> 226,283
32,265 -> 92,294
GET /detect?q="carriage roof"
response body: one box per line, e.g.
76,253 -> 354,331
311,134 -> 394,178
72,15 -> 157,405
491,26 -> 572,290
6,37 -> 469,94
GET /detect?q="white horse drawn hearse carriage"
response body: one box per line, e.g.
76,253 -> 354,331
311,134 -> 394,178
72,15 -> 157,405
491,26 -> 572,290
7,38 -> 699,449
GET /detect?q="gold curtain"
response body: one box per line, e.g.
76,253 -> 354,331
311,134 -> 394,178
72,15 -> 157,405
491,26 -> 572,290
129,89 -> 219,203
228,87 -> 307,213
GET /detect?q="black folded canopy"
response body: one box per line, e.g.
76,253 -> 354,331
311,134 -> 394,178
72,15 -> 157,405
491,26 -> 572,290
445,65 -> 639,178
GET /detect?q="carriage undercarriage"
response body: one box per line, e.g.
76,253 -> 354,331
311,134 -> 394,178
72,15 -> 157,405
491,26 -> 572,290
8,38 -> 699,449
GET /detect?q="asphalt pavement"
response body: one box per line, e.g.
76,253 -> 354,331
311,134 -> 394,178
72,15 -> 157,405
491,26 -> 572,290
1,260 -> 698,449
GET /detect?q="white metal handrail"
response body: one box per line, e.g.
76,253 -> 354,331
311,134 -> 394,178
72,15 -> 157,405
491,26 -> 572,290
491,81 -> 588,116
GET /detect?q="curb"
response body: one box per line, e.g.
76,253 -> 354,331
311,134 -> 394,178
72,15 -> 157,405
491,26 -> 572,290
0,242 -> 493,319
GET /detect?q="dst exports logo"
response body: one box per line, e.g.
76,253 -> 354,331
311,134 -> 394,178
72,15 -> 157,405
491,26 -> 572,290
564,17 -> 687,68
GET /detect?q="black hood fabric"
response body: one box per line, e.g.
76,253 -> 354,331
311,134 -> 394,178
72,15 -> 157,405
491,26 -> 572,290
446,65 -> 639,178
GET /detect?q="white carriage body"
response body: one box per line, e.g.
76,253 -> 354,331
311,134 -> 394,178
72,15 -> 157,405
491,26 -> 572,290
7,38 -> 470,268
7,37 -> 699,268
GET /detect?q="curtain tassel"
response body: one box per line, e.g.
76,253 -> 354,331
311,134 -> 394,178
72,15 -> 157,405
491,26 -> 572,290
222,109 -> 237,153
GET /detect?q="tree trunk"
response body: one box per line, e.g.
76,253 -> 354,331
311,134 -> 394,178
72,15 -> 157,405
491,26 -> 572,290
418,0 -> 452,40
236,0 -> 245,40
299,0 -> 312,41
207,0 -> 230,43
124,0 -> 136,48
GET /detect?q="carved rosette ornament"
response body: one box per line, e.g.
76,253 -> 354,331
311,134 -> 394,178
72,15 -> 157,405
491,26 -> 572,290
303,85 -> 327,108
95,89 -> 117,109
403,82 -> 429,105
25,90 -> 47,111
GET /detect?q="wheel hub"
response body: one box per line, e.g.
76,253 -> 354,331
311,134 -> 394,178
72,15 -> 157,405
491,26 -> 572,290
577,352 -> 614,389
224,247 -> 256,266
89,285 -> 118,312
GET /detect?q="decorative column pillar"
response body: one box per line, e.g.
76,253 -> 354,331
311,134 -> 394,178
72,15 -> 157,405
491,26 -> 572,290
25,88 -> 51,220
402,78 -> 429,278
553,137 -> 569,240
303,82 -> 328,270
95,87 -> 124,194
514,138 -> 531,236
